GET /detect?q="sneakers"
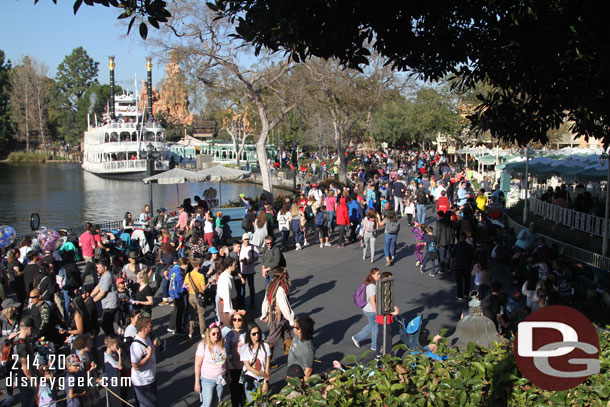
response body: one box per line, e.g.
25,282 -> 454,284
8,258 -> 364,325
324,242 -> 331,247
159,298 -> 170,306
386,259 -> 392,267
456,296 -> 464,301
303,240 -> 309,247
295,243 -> 302,250
167,328 -> 176,334
320,243 -> 324,248
415,261 -> 421,267
420,266 -> 425,273
428,272 -> 436,277
351,336 -> 360,348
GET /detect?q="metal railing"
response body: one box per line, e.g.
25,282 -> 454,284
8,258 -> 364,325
505,216 -> 610,270
102,160 -> 147,172
527,196 -> 609,237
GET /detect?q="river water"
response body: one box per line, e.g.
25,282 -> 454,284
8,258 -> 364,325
0,163 -> 264,235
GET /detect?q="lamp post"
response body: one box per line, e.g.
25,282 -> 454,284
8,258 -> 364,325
292,139 -> 298,190
600,149 -> 610,257
146,143 -> 155,214
520,147 -> 535,224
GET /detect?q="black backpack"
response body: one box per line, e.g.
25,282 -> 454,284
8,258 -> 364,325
304,205 -> 315,220
120,336 -> 149,371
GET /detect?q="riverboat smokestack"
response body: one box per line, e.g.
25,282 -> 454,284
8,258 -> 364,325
146,57 -> 153,120
108,56 -> 116,120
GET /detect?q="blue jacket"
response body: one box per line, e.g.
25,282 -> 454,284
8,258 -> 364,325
347,200 -> 363,222
168,265 -> 185,300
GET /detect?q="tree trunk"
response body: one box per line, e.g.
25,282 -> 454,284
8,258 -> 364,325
37,97 -> 46,152
256,133 -> 272,194
333,119 -> 349,185
25,84 -> 30,153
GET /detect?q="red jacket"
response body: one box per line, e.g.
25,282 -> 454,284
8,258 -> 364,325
336,197 -> 350,225
436,196 -> 450,214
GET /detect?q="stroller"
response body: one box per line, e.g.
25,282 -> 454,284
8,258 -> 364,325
395,314 -> 447,361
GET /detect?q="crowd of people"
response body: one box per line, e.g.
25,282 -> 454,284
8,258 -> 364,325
0,147 -> 600,407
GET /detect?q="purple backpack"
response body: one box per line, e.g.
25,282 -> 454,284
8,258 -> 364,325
353,283 -> 368,308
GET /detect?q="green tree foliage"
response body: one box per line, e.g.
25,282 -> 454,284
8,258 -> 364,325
369,86 -> 462,148
0,50 -> 13,155
48,47 -> 99,145
75,83 -> 122,131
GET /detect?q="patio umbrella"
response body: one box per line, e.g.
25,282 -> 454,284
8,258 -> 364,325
142,168 -> 210,210
197,165 -> 251,207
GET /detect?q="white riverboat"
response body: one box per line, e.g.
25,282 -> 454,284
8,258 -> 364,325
81,57 -> 169,180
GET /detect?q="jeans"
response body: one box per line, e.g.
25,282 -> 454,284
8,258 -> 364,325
353,310 -> 378,350
244,273 -> 255,308
200,376 -> 225,407
161,275 -> 170,299
416,203 -> 426,225
291,219 -> 303,246
362,234 -> 376,260
244,377 -> 261,403
383,234 -> 397,259
280,229 -> 290,247
62,289 -> 71,316
422,253 -> 438,275
338,225 -> 347,245
326,210 -> 335,231
438,246 -> 451,274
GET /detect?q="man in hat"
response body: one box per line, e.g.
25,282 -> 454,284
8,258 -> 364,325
261,235 -> 286,287
150,207 -> 167,231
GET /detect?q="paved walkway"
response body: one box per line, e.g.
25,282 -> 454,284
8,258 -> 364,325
144,212 -> 492,406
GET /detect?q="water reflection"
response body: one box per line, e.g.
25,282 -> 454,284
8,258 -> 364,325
0,163 -> 263,235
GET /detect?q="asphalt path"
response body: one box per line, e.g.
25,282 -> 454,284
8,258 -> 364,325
145,212 -> 475,406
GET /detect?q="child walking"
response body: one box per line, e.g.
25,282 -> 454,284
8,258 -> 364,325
412,223 -> 425,267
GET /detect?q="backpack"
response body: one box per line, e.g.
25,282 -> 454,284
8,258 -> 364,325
241,217 -> 251,232
120,336 -> 148,372
364,218 -> 375,233
386,221 -> 399,235
428,240 -> 438,253
304,205 -> 314,220
1,338 -> 25,374
353,283 -> 368,308
315,212 -> 325,227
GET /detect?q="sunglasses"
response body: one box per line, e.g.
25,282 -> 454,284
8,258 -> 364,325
232,318 -> 243,322
210,332 -> 220,336
29,295 -> 39,299
250,331 -> 260,336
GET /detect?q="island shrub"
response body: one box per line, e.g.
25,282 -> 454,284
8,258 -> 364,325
247,329 -> 610,407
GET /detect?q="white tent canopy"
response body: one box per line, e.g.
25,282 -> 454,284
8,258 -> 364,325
142,168 -> 209,184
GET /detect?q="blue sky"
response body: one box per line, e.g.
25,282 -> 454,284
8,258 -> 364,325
1,0 -> 165,88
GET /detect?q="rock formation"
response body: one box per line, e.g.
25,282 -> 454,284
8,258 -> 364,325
139,56 -> 194,126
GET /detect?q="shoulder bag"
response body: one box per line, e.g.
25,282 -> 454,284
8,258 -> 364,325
188,273 -> 215,307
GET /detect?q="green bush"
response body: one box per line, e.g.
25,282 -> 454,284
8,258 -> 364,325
250,329 -> 610,406
6,151 -> 49,162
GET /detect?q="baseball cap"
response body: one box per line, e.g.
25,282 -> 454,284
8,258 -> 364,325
2,298 -> 21,309
208,247 -> 219,254
158,207 -> 166,213
242,233 -> 251,240
116,277 -> 126,284
313,183 -> 318,187
177,204 -> 184,209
